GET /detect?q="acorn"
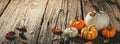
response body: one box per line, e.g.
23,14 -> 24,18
16,25 -> 27,32
5,31 -> 16,40
52,28 -> 63,35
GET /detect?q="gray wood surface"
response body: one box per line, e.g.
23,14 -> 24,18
0,0 -> 10,16
0,0 -> 120,44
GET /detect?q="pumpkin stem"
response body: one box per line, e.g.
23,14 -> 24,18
75,17 -> 82,21
86,25 -> 93,31
78,17 -> 81,21
108,22 -> 112,30
86,25 -> 92,31
89,26 -> 93,31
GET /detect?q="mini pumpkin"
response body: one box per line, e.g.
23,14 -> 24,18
102,26 -> 116,38
81,25 -> 98,40
63,27 -> 78,38
69,18 -> 85,30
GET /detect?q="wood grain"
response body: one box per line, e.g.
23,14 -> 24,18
36,0 -> 83,44
0,0 -> 49,44
0,0 -> 10,17
0,0 -> 120,44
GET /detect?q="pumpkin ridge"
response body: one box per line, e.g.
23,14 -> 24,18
90,32 -> 92,40
86,31 -> 89,40
81,25 -> 98,40
84,30 -> 88,39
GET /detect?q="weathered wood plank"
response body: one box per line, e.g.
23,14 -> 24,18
0,0 -> 120,44
23,0 -> 50,44
116,0 -> 120,10
0,0 -> 26,42
0,0 -> 10,17
36,0 -> 83,44
0,0 -> 49,44
36,0 -> 60,44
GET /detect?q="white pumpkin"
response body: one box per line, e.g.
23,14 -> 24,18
85,10 -> 110,30
63,27 -> 78,38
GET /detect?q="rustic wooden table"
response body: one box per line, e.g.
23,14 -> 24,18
0,0 -> 120,44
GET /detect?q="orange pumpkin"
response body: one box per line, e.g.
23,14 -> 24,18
102,27 -> 116,38
69,18 -> 85,30
81,25 -> 98,40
